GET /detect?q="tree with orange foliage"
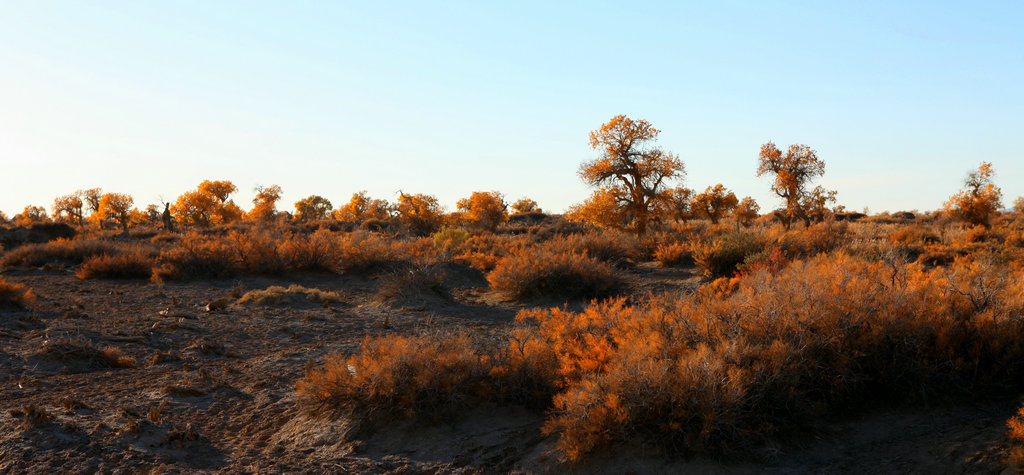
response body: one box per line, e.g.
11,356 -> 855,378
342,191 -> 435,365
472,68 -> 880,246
664,186 -> 694,222
1014,196 -> 1024,216
79,188 -> 102,216
172,190 -> 218,227
803,186 -> 838,222
249,184 -> 283,223
511,198 -> 541,214
691,184 -> 739,224
757,142 -> 832,229
577,115 -> 685,235
334,191 -> 392,223
13,205 -> 49,226
97,193 -> 135,232
294,195 -> 333,222
733,196 -> 760,227
566,188 -> 625,230
457,191 -> 508,232
396,192 -> 444,235
198,180 -> 237,203
53,193 -> 85,225
944,162 -> 1003,228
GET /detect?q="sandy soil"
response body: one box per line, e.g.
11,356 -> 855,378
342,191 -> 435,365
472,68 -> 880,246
0,264 -> 1020,474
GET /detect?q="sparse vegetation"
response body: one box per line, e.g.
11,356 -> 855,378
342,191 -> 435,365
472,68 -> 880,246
236,284 -> 343,306
0,277 -> 35,308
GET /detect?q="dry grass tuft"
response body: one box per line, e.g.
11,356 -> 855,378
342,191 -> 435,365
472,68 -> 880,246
34,338 -> 135,369
19,404 -> 54,430
236,284 -> 343,307
0,277 -> 35,309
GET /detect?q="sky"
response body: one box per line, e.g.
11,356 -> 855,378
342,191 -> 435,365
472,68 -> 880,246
1,0 -> 1022,217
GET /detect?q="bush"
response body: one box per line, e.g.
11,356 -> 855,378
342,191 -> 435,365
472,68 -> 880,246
152,234 -> 237,282
236,285 -> 342,306
77,253 -> 154,279
772,221 -> 847,258
543,231 -> 639,266
487,246 -> 622,299
0,277 -> 35,309
300,252 -> 1024,462
337,231 -> 434,274
296,332 -> 557,432
281,229 -> 341,272
376,265 -> 450,307
692,232 -> 762,279
33,338 -> 135,369
0,239 -> 138,267
432,227 -> 470,250
653,241 -> 692,267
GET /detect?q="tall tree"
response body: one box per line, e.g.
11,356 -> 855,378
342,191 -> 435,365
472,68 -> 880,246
757,142 -> 831,228
294,195 -> 333,222
691,184 -> 739,224
577,115 -> 685,235
944,162 -> 1003,227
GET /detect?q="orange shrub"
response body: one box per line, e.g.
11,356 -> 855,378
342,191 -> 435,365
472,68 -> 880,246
310,252 -> 1024,461
152,233 -> 237,282
653,241 -> 692,267
692,231 -> 762,278
487,246 -> 622,299
77,253 -> 154,279
280,228 -> 341,272
542,231 -> 640,267
0,277 -> 35,308
1009,404 -> 1024,443
0,239 -> 137,267
337,231 -> 435,274
296,333 -> 558,430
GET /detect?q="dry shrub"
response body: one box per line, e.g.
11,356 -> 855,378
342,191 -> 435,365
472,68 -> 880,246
487,246 -> 623,300
228,228 -> 287,275
19,404 -> 54,430
280,228 -> 341,272
0,277 -> 35,308
771,221 -> 848,258
1008,404 -> 1024,443
431,226 -> 470,250
34,338 -> 135,369
152,233 -> 237,282
376,265 -> 450,306
692,231 -> 762,279
296,332 -> 557,431
453,233 -> 528,272
1009,404 -> 1024,467
309,252 -> 1024,461
889,225 -> 940,247
338,231 -> 434,274
236,285 -> 342,307
0,238 -> 140,267
543,231 -> 639,267
653,241 -> 692,267
77,252 -> 154,279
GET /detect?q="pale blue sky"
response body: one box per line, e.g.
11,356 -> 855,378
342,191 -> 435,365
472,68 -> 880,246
1,0 -> 1021,217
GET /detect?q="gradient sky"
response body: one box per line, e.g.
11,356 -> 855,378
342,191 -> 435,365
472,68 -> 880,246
1,0 -> 1022,217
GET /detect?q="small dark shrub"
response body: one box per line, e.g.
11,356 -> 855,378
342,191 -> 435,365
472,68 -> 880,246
692,232 -> 763,279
